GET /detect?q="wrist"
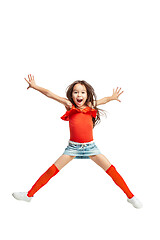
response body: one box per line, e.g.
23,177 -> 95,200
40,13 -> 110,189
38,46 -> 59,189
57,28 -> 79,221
31,84 -> 38,89
105,96 -> 113,103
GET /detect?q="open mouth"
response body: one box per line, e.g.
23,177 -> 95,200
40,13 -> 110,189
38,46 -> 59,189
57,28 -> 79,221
77,99 -> 83,103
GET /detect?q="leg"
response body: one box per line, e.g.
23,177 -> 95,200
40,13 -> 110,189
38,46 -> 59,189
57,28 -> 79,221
54,154 -> 75,170
27,155 -> 75,197
89,154 -> 112,171
89,154 -> 134,199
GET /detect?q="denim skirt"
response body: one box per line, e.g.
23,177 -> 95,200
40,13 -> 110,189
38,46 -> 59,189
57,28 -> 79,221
63,140 -> 101,159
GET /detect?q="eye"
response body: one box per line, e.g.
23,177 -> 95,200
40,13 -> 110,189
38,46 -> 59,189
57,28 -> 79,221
82,91 -> 86,94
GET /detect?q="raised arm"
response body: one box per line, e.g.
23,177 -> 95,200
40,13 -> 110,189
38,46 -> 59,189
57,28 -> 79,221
24,74 -> 72,109
93,87 -> 124,106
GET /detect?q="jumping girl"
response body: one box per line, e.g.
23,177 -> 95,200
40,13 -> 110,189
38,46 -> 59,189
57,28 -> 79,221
12,74 -> 142,208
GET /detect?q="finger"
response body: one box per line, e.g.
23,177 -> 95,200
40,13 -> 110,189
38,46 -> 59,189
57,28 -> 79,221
118,91 -> 124,96
29,74 -> 32,82
117,87 -> 121,93
24,78 -> 29,84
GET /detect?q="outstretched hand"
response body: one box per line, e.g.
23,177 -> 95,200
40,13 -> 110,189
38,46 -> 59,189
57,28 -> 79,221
24,74 -> 36,89
111,87 -> 124,102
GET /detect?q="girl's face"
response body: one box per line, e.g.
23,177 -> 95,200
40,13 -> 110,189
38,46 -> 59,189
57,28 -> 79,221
72,83 -> 88,108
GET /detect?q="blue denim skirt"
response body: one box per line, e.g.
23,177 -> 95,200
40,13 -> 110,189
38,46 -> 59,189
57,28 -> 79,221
63,140 -> 101,159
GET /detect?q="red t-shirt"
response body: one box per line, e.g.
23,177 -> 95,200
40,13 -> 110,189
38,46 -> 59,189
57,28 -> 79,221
61,105 -> 97,143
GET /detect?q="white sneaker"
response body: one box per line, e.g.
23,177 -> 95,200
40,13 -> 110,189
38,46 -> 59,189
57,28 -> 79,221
127,196 -> 143,209
12,192 -> 33,202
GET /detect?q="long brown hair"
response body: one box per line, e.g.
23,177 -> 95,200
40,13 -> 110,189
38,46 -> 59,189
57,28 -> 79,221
66,80 -> 106,128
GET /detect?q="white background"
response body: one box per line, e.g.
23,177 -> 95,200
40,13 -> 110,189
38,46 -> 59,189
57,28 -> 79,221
1,0 -> 160,239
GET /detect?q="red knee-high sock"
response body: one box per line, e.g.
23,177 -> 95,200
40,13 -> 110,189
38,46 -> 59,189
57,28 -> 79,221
27,164 -> 59,197
106,165 -> 134,199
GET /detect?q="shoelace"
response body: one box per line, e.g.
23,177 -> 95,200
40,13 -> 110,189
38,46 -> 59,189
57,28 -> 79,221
79,143 -> 87,149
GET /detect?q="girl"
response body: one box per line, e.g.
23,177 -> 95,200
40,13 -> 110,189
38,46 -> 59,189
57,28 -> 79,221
12,74 -> 142,209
